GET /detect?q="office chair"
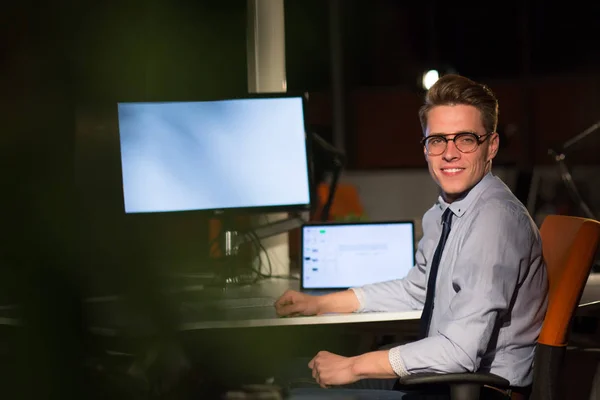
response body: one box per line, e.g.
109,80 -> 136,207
397,215 -> 600,400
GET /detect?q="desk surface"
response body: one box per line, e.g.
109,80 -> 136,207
3,274 -> 600,334
178,310 -> 422,331
87,278 -> 422,334
94,273 -> 600,334
579,273 -> 600,307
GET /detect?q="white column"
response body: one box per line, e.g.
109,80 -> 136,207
247,0 -> 291,277
247,0 -> 287,94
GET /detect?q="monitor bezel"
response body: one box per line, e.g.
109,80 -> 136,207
116,92 -> 315,217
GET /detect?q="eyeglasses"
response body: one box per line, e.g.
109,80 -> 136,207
421,132 -> 491,156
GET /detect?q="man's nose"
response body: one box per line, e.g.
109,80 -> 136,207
442,140 -> 460,161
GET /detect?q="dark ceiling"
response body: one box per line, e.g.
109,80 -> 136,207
285,1 -> 600,90
3,0 -> 600,100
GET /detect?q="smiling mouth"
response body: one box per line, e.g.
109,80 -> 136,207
440,168 -> 465,175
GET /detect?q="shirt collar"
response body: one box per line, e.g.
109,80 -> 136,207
436,172 -> 496,218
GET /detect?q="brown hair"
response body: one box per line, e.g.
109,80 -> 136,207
418,74 -> 499,134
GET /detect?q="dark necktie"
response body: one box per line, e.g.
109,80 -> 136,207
419,207 -> 454,339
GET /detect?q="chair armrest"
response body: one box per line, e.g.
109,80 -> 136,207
398,372 -> 510,388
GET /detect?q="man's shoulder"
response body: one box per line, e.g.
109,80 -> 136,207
471,177 -> 538,235
477,177 -> 529,216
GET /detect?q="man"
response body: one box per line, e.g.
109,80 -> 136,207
275,74 -> 548,398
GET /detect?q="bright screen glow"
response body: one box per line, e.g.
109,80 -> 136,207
117,97 -> 311,214
302,222 -> 415,289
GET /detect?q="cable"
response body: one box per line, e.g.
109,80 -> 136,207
245,230 -> 267,282
206,223 -> 300,285
251,230 -> 274,279
245,229 -> 299,281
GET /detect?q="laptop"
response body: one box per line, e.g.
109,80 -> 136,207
300,220 -> 416,295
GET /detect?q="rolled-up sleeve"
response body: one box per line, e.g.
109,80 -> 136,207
391,202 -> 532,375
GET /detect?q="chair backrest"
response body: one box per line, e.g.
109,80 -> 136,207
532,215 -> 600,400
537,215 -> 600,346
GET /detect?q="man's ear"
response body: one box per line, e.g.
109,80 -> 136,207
423,145 -> 429,162
487,132 -> 500,161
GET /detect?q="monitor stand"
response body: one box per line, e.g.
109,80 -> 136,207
208,216 -> 252,288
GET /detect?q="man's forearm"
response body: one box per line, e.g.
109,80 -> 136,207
316,289 -> 361,314
351,350 -> 397,380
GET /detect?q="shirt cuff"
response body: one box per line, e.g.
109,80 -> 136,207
349,287 -> 366,312
388,346 -> 409,377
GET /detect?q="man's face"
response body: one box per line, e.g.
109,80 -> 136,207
424,104 -> 499,203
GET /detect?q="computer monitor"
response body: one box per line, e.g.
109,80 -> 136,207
300,221 -> 416,289
116,95 -> 312,215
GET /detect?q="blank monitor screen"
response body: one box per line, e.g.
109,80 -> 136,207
117,97 -> 311,214
301,222 -> 415,289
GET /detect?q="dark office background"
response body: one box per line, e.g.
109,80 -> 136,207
3,0 -> 600,311
5,0 -> 600,168
2,0 -> 600,397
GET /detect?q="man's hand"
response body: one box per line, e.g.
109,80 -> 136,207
274,290 -> 321,317
275,289 -> 361,317
308,351 -> 360,388
308,350 -> 398,388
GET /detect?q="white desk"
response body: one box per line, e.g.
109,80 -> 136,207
176,272 -> 600,330
178,310 -> 423,331
174,278 -> 421,331
579,273 -> 600,313
3,274 -> 600,335
173,272 -> 600,332
85,278 -> 421,335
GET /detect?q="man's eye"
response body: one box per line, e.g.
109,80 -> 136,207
429,138 -> 444,145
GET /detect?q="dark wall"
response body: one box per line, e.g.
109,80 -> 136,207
303,74 -> 600,169
73,0 -> 248,103
285,1 -> 600,87
73,1 -> 249,283
287,1 -> 600,169
8,0 -> 600,281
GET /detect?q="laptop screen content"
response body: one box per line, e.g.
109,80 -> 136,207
301,221 -> 415,290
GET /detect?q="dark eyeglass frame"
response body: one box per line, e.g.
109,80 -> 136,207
421,132 -> 492,156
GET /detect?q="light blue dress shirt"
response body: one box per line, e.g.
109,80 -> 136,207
351,172 -> 549,387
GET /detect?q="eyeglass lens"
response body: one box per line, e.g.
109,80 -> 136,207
425,133 -> 480,155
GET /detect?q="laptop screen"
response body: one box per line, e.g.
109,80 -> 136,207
301,221 -> 415,289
